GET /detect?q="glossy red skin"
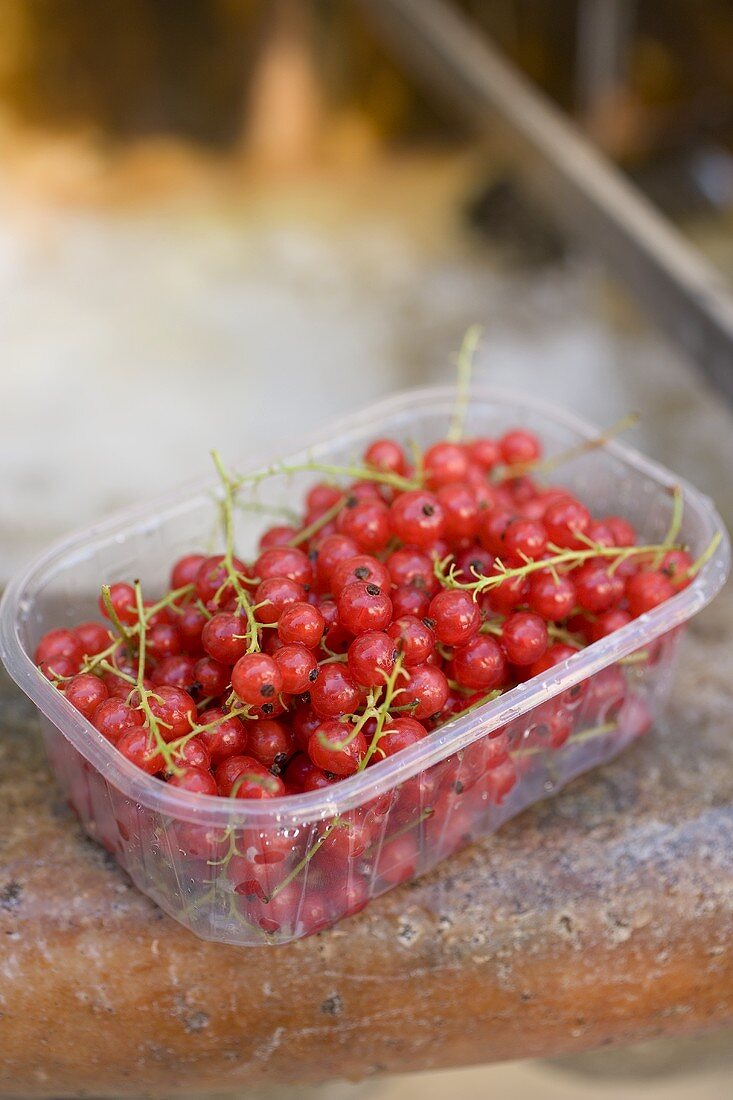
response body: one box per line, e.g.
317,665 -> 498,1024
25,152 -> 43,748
170,553 -> 207,590
92,698 -> 144,744
308,720 -> 367,776
147,686 -> 197,741
453,635 -> 508,691
390,490 -> 445,549
202,612 -> 249,665
231,653 -> 283,706
330,555 -> 390,597
254,577 -> 307,625
246,720 -> 295,770
309,665 -> 360,719
65,674 -> 109,719
73,621 -> 111,657
399,663 -> 449,720
197,708 -> 248,763
254,546 -> 313,588
348,631 -> 397,687
273,644 -> 318,694
337,581 -> 393,634
428,589 -> 481,647
277,602 -> 325,648
387,615 -> 435,667
166,766 -> 218,796
501,612 -> 548,667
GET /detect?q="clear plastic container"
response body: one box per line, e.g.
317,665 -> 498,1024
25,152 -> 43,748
0,387 -> 729,945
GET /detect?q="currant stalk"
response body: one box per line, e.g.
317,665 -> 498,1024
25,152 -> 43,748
211,450 -> 260,653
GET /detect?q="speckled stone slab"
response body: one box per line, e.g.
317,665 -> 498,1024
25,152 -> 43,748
1,589 -> 732,1099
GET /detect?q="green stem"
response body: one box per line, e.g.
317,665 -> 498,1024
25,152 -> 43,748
288,494 -> 346,548
496,412 -> 639,481
436,539 -> 683,598
266,817 -> 346,901
359,654 -> 409,769
447,324 -> 482,443
211,450 -> 260,653
233,459 -> 420,495
132,581 -> 179,773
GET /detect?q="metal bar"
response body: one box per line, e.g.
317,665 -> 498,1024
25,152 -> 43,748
359,0 -> 733,399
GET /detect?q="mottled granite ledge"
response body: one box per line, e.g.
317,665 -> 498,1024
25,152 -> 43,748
1,591 -> 732,1099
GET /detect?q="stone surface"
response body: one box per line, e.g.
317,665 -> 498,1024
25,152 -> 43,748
1,584 -> 732,1098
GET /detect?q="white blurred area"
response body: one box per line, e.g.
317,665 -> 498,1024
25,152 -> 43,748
2,148 -> 733,583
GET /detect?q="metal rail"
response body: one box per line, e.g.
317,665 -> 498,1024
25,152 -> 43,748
360,0 -> 733,399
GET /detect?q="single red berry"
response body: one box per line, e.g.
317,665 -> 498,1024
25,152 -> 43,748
467,437 -> 501,470
386,547 -> 439,594
337,498 -> 391,553
309,664 -> 360,718
586,608 -> 632,642
399,663 -> 449,719
626,571 -> 675,617
605,515 -> 636,547
499,429 -> 541,466
314,534 -> 359,588
151,655 -> 198,692
453,544 -> 494,581
273,643 -> 318,694
390,584 -> 431,620
348,630 -> 397,687
428,589 -> 481,646
148,686 -> 197,741
528,570 -> 575,620
364,438 -> 407,475
479,507 -> 514,556
35,628 -> 84,672
543,498 -> 591,550
574,562 -> 624,613
192,655 -> 230,697
330,554 -> 390,597
146,622 -> 182,661
254,576 -> 306,624
73,621 -> 111,657
436,482 -> 480,543
254,546 -> 313,588
65,673 -> 108,719
387,615 -> 435,667
501,611 -> 548,666
485,572 -> 529,616
195,554 -> 248,606
98,582 -> 138,626
246,719 -> 295,771
503,518 -> 547,563
306,482 -> 344,515
453,635 -> 507,690
167,765 -> 218,796
660,549 -> 693,589
390,490 -> 445,549
337,581 -> 392,634
258,525 -> 298,550
374,717 -> 427,759
198,707 -> 248,763
231,652 -> 283,706
92,697 -> 144,744
178,603 -> 208,653
277,601 -> 325,648
308,720 -> 366,776
172,736 -> 211,770
284,752 -> 333,791
117,727 -> 164,774
170,553 -> 207,589
424,441 -> 469,488
528,642 -> 578,678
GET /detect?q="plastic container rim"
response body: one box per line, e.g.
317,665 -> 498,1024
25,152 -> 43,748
0,384 -> 729,826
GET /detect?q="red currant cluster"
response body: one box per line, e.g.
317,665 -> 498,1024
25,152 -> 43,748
35,425 -> 695,811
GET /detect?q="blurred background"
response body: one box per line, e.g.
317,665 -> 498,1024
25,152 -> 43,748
1,2 -> 733,1094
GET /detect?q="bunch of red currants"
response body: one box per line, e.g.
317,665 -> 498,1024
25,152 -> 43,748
35,427 -> 692,804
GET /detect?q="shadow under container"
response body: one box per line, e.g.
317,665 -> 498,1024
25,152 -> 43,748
0,387 -> 728,944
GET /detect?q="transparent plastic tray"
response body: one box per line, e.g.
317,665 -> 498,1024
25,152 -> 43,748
0,387 -> 729,945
